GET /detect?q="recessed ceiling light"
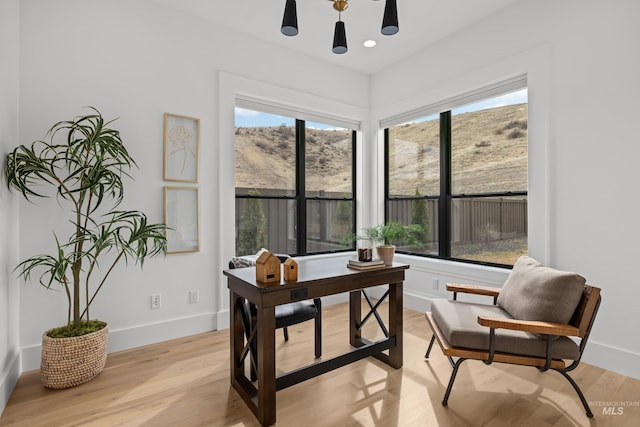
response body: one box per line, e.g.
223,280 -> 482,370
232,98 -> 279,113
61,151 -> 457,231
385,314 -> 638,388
363,39 -> 377,48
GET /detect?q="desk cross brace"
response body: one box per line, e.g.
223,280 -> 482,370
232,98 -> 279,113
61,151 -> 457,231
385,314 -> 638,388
357,289 -> 390,338
238,300 -> 258,375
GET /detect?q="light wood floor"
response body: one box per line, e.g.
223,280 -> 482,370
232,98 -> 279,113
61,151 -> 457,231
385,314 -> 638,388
1,301 -> 639,427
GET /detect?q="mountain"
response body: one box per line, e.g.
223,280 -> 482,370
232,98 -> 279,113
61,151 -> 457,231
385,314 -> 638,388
235,103 -> 527,196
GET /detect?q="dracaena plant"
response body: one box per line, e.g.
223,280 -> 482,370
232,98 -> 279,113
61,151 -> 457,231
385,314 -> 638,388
5,108 -> 167,337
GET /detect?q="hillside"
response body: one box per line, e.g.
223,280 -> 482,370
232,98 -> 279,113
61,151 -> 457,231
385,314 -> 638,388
235,103 -> 527,195
235,125 -> 353,194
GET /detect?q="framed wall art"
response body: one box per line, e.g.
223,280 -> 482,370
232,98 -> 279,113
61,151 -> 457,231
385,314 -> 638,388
163,113 -> 200,182
164,186 -> 200,253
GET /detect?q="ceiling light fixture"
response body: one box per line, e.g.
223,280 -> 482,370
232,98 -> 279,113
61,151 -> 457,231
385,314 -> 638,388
331,1 -> 349,54
280,0 -> 399,55
381,0 -> 399,35
281,0 -> 298,36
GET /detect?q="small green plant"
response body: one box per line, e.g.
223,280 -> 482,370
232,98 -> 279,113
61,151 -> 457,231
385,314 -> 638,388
5,108 -> 168,337
237,190 -> 267,255
363,221 -> 424,247
503,119 -> 528,130
507,128 -> 526,139
411,190 -> 430,245
332,196 -> 352,241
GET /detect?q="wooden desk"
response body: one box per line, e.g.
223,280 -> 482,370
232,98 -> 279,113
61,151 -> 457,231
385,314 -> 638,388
224,257 -> 408,426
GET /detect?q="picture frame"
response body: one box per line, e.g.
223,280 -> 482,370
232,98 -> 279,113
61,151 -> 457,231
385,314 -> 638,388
163,113 -> 200,182
164,186 -> 200,253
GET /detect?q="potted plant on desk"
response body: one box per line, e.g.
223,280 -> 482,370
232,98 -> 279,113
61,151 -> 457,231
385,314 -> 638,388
5,108 -> 168,389
363,221 -> 424,265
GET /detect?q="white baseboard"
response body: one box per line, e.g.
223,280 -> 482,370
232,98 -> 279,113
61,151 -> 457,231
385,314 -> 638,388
0,352 -> 20,417
21,295 -> 357,374
582,340 -> 640,380
403,288 -> 436,313
20,313 -> 218,372
18,294 -> 640,382
217,309 -> 230,330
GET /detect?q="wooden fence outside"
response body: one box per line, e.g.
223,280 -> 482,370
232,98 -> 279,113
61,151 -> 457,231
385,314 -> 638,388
236,189 -> 527,254
388,197 -> 528,244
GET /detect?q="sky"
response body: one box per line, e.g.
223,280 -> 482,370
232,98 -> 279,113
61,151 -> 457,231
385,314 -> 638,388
412,88 -> 528,124
234,109 -> 337,130
234,88 -> 528,128
453,88 -> 528,115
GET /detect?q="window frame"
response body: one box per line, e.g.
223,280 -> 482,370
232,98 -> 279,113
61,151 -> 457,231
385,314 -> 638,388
235,114 -> 357,257
384,91 -> 528,268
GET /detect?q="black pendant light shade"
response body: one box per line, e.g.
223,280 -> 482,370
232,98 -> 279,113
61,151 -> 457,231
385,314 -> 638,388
381,0 -> 399,35
281,0 -> 397,52
332,20 -> 348,54
281,0 -> 298,36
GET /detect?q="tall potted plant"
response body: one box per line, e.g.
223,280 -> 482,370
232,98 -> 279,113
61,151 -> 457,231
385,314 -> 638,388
364,221 -> 423,265
5,108 -> 167,389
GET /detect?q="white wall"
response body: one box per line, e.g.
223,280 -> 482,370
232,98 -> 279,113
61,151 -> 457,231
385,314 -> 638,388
9,0 -> 639,395
0,0 -> 21,415
17,0 -> 368,371
371,0 -> 640,379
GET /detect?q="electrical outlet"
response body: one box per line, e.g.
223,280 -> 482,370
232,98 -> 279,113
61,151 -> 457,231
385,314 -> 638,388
151,294 -> 161,309
189,290 -> 199,304
432,278 -> 439,290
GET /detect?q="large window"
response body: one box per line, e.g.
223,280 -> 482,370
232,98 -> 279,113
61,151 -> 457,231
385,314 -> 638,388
235,108 -> 356,256
385,85 -> 528,266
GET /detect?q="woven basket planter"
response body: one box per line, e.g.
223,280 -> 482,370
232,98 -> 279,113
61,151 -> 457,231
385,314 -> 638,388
40,324 -> 109,389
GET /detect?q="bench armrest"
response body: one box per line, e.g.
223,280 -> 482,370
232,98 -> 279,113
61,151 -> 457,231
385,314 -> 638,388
446,283 -> 500,298
477,316 -> 580,337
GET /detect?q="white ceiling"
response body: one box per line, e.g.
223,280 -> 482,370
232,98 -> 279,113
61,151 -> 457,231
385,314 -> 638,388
153,0 -> 518,75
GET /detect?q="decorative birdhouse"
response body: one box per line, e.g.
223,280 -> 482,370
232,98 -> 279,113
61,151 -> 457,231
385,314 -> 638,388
256,251 -> 281,284
283,258 -> 298,282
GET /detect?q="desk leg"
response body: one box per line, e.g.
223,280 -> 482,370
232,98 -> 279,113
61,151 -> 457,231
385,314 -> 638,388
387,281 -> 403,368
256,305 -> 276,426
349,290 -> 362,347
230,291 -> 245,383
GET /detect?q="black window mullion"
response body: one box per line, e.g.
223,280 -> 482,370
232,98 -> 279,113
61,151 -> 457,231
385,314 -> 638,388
439,111 -> 451,259
296,119 -> 306,255
351,130 -> 357,248
384,128 -> 390,221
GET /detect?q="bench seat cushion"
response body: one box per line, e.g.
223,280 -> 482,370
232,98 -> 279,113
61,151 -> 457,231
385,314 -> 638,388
431,299 -> 580,360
